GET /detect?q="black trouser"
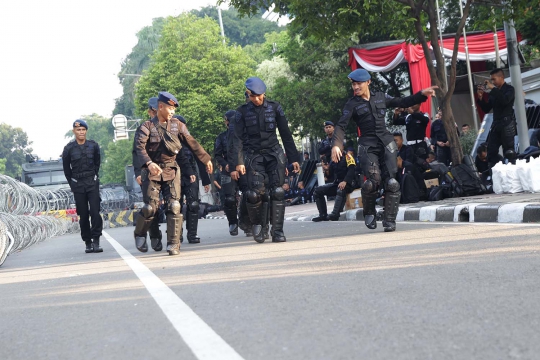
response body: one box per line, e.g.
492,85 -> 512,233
221,173 -> 238,225
409,141 -> 428,159
314,182 -> 353,215
181,177 -> 200,238
73,185 -> 102,242
488,119 -> 516,167
358,140 -> 398,187
435,145 -> 451,166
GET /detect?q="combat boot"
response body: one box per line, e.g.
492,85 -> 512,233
229,223 -> 239,236
166,242 -> 180,256
134,235 -> 148,252
361,189 -> 378,230
150,231 -> 163,251
92,237 -> 103,253
85,240 -> 93,253
312,214 -> 328,222
271,200 -> 287,242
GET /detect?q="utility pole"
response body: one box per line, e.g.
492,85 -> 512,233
217,7 -> 226,45
504,19 -> 529,150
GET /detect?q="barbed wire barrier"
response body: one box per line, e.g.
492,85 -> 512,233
0,174 -> 79,267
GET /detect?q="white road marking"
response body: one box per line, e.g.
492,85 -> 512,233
102,231 -> 244,360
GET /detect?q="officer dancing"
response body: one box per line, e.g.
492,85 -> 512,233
133,92 -> 212,255
231,77 -> 300,243
62,120 -> 103,253
174,115 -> 211,243
332,69 -> 436,232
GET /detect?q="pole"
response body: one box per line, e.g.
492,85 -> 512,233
217,7 -> 225,45
458,0 -> 479,131
504,19 -> 529,151
435,0 -> 447,91
492,8 -> 501,68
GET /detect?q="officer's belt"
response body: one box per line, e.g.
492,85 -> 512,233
246,144 -> 282,155
155,162 -> 176,168
72,170 -> 95,179
407,139 -> 425,145
494,115 -> 514,122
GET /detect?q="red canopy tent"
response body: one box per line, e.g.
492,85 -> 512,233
348,30 -> 517,134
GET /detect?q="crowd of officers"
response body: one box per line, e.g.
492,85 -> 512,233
63,70 -> 439,255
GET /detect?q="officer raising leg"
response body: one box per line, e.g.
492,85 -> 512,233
62,120 -> 103,253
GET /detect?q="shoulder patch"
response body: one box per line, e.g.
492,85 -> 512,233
346,153 -> 356,167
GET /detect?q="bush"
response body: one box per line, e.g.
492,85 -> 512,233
460,129 -> 478,157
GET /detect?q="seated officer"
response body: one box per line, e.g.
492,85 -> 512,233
312,148 -> 357,221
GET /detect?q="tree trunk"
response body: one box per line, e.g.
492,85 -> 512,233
440,95 -> 463,165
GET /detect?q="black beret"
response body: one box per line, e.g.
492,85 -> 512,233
245,77 -> 267,95
148,97 -> 158,110
158,91 -> 179,107
224,110 -> 236,122
348,69 -> 371,82
173,115 -> 186,124
324,121 -> 334,127
73,119 -> 88,129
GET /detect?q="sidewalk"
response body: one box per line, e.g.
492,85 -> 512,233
206,192 -> 540,223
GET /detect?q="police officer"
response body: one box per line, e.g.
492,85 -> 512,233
174,115 -> 211,243
332,69 -> 436,232
312,148 -> 358,222
133,92 -> 212,256
62,120 -> 103,253
392,104 -> 429,156
318,121 -> 335,162
133,97 -> 164,252
476,68 -> 516,168
214,110 -> 241,236
231,77 -> 300,243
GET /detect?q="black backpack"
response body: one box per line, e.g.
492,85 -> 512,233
450,164 -> 484,196
427,186 -> 445,201
400,173 -> 420,204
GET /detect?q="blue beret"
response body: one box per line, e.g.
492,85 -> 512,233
173,115 -> 186,124
73,119 -> 88,129
224,110 -> 236,122
245,77 -> 266,95
158,91 -> 179,107
324,121 -> 334,127
148,97 -> 158,110
348,69 -> 371,82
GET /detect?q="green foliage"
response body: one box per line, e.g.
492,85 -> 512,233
0,158 -> 5,173
134,14 -> 257,152
243,31 -> 290,63
100,140 -> 133,184
113,18 -> 166,118
460,129 -> 478,157
0,123 -> 33,178
515,2 -> 540,47
190,6 -> 283,47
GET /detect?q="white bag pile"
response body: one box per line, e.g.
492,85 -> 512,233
492,158 -> 540,194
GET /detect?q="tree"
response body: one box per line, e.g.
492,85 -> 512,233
0,123 -> 33,178
0,158 -> 5,174
256,56 -> 294,90
134,14 -> 257,152
100,140 -> 133,184
113,18 -> 166,118
224,0 -> 531,165
190,6 -> 283,47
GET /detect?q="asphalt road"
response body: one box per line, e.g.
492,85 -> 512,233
1,220 -> 540,360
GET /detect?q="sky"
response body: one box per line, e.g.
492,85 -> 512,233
0,0 -> 228,160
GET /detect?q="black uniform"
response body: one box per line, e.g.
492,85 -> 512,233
476,82 -> 516,167
318,135 -> 333,163
133,117 -> 211,254
179,145 -> 210,243
430,119 -> 451,166
333,91 -> 428,231
62,139 -> 102,249
313,153 -> 357,221
231,99 -> 300,242
392,111 -> 429,156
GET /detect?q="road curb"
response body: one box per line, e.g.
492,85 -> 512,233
206,202 -> 540,224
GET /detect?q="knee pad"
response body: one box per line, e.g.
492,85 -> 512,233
167,200 -> 181,215
189,201 -> 199,213
141,204 -> 154,219
272,187 -> 285,201
224,195 -> 236,207
362,179 -> 377,194
385,178 -> 400,193
245,190 -> 260,204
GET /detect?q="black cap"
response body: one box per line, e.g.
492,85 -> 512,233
324,121 -> 334,127
224,110 -> 236,122
173,115 -> 186,124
